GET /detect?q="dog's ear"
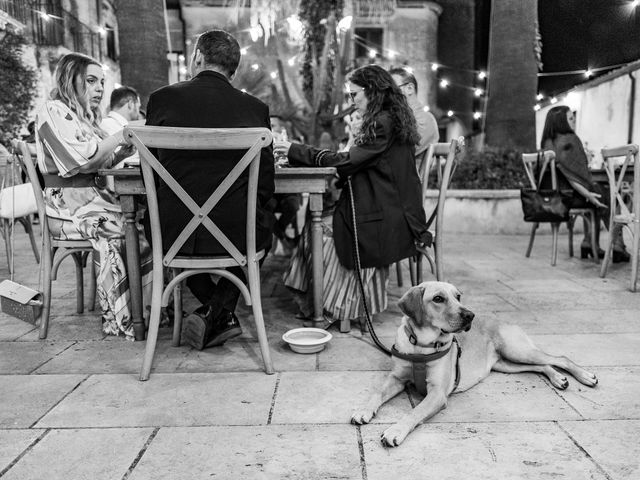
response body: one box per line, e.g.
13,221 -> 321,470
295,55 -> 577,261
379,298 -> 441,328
398,285 -> 425,323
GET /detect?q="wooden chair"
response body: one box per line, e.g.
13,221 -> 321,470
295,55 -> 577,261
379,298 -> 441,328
413,139 -> 460,284
599,144 -> 639,291
1,144 -> 40,273
125,125 -> 275,380
12,140 -> 96,339
521,150 -> 599,266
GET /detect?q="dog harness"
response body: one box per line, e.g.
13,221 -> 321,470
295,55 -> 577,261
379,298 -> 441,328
391,332 -> 462,397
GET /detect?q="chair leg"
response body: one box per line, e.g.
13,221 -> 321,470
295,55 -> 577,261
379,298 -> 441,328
395,262 -> 403,287
87,251 -> 96,311
600,224 -> 617,278
589,212 -> 598,263
567,217 -> 574,258
416,255 -> 423,284
72,252 -> 84,314
525,223 -> 538,258
19,217 -> 40,264
247,259 -> 274,374
39,246 -> 53,339
408,257 -> 417,286
630,222 -> 639,292
3,220 -> 12,274
140,264 -> 165,381
551,223 -> 559,266
172,268 -> 183,347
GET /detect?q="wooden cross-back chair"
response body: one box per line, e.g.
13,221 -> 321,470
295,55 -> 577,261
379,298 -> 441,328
521,150 -> 599,266
598,144 -> 640,291
395,139 -> 459,286
11,140 -> 96,339
125,125 -> 274,381
2,143 -> 40,273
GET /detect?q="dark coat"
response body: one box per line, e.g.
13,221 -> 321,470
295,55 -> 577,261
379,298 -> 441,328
145,70 -> 275,256
288,112 -> 429,269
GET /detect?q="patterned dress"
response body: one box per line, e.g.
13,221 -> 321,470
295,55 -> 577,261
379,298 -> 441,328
35,100 -> 152,339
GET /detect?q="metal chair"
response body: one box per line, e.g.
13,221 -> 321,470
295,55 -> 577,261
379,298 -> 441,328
12,140 -> 95,339
521,150 -> 599,266
125,125 -> 275,380
599,144 -> 639,291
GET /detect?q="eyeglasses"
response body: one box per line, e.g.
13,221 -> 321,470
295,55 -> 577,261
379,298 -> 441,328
397,82 -> 411,88
347,89 -> 364,101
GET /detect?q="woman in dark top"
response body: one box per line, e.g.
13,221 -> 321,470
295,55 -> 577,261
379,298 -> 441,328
541,105 -> 628,262
274,65 -> 430,326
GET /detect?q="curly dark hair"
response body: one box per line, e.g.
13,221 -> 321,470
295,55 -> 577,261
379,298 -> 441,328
540,105 -> 573,148
348,65 -> 420,146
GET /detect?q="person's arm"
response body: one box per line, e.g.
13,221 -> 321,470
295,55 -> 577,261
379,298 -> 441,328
74,131 -> 126,173
567,179 -> 606,208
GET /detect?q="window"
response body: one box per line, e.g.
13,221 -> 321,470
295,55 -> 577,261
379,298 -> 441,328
354,27 -> 383,62
105,23 -> 116,60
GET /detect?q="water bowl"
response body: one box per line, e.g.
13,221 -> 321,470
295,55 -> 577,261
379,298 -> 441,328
282,327 -> 332,354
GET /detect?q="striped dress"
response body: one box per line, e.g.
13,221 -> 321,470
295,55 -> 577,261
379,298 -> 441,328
283,183 -> 388,323
35,100 -> 152,339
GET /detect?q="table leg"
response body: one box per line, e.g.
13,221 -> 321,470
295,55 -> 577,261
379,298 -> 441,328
120,194 -> 145,341
309,193 -> 324,326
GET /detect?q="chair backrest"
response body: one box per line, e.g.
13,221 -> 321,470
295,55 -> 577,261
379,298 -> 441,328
124,126 -> 273,267
419,139 -> 462,230
10,140 -> 48,230
601,143 -> 639,222
521,150 -> 557,190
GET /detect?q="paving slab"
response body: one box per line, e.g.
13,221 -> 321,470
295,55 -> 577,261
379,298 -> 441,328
0,340 -> 74,374
0,374 -> 85,428
1,428 -> 152,480
0,317 -> 35,341
406,372 -> 583,423
361,421 -> 609,480
501,291 -> 640,312
318,337 -> 394,371
495,309 -> 640,334
16,314 -> 104,341
557,366 -> 640,420
559,419 -> 640,480
36,372 -> 277,428
129,425 -> 361,480
271,371 -> 414,424
530,333 -> 640,366
0,429 -> 42,473
500,278 -> 589,293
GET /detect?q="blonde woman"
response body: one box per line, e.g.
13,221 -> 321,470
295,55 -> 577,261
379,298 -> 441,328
35,52 -> 152,339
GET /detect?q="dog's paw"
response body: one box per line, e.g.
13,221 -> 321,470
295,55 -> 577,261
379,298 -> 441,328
351,409 -> 375,425
380,425 -> 409,448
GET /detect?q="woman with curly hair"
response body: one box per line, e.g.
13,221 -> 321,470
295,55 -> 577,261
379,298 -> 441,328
35,52 -> 152,339
274,64 -> 430,327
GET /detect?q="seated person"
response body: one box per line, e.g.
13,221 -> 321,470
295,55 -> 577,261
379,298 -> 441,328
145,29 -> 275,350
35,52 -> 152,339
270,114 -> 302,247
540,105 -> 628,262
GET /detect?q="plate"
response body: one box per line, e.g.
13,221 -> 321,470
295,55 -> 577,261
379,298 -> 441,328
282,327 -> 332,354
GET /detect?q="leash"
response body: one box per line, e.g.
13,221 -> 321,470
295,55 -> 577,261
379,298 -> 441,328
391,337 -> 462,396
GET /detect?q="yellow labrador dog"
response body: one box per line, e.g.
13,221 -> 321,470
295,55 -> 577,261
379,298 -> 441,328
351,281 -> 598,447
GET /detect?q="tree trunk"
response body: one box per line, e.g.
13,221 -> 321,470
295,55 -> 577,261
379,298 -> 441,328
115,0 -> 168,109
484,0 -> 538,150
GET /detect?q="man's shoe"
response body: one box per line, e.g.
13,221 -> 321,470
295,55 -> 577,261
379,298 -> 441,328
182,306 -> 212,351
204,309 -> 242,348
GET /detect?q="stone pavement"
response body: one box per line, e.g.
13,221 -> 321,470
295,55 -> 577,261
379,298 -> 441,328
0,227 -> 639,480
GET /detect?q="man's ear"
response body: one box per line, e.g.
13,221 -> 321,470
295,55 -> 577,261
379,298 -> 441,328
398,285 -> 425,323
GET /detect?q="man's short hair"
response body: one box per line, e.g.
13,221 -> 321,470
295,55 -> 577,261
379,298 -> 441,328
388,67 -> 418,93
110,86 -> 139,110
195,29 -> 241,77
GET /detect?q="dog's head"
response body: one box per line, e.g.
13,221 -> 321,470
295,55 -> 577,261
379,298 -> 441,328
398,281 -> 475,334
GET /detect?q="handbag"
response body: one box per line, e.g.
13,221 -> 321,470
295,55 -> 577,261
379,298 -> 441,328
0,183 -> 38,219
520,187 -> 572,222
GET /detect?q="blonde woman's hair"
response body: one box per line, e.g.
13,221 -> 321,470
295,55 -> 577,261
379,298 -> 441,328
51,52 -> 106,139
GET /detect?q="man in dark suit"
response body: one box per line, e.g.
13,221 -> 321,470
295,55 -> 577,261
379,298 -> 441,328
145,29 -> 275,350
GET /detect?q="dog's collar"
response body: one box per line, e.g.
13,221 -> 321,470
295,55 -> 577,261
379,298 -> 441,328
391,337 -> 462,397
403,324 -> 450,350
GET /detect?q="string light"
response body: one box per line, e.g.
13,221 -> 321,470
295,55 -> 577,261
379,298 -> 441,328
447,110 -> 454,117
584,69 -> 593,78
97,27 -> 106,35
423,106 -> 430,112
550,97 -> 558,104
473,112 -> 482,120
287,56 -> 296,66
533,104 -> 541,111
474,88 -> 483,97
632,0 -> 639,7
478,71 -> 487,80
368,48 -> 378,59
251,63 -> 259,71
240,47 -> 249,55
536,93 -> 544,101
431,63 -> 439,72
337,15 -> 352,31
439,79 -> 449,88
270,71 -> 278,79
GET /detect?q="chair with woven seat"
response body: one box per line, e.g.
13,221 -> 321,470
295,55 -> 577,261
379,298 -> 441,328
521,150 -> 599,266
12,140 -> 96,339
598,144 -> 639,291
124,125 -> 275,381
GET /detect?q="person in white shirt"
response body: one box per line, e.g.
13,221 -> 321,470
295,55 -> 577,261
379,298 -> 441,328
101,86 -> 141,134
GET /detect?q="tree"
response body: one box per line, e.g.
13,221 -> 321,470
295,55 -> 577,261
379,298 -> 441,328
0,27 -> 37,147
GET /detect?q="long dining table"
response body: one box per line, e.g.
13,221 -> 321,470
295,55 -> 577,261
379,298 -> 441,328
98,165 -> 337,341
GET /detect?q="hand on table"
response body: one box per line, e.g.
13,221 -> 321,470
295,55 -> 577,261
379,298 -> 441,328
586,191 -> 606,209
273,140 -> 292,159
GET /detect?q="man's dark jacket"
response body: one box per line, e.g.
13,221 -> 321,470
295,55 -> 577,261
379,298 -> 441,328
287,112 -> 429,269
145,70 -> 275,256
